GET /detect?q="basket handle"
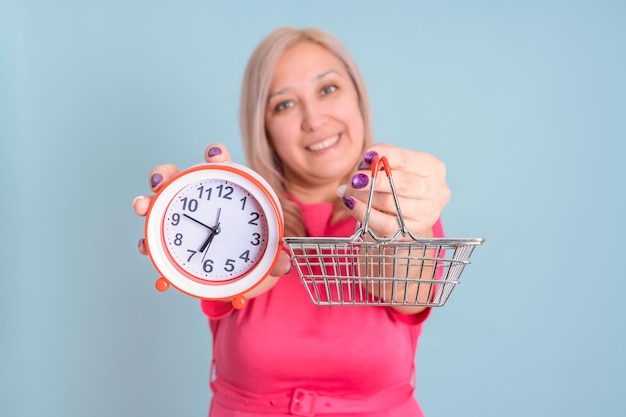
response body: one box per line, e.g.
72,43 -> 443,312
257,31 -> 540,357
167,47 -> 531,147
359,155 -> 413,241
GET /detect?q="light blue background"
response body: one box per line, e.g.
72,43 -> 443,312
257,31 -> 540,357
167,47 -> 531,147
1,1 -> 624,416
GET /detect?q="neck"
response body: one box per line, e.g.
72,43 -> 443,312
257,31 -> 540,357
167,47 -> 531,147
285,181 -> 341,204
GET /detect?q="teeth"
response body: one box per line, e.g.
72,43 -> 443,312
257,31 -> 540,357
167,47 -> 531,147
307,135 -> 339,151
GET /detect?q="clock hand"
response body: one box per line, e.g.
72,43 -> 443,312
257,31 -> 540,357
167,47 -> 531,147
183,213 -> 217,233
200,222 -> 220,253
200,208 -> 222,261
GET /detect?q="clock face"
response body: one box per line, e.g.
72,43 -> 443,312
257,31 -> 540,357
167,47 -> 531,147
162,178 -> 270,282
145,162 -> 283,302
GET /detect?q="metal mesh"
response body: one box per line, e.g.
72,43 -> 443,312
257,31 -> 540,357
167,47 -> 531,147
284,237 -> 483,306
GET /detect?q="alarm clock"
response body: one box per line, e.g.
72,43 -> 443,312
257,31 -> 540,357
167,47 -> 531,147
144,162 -> 284,309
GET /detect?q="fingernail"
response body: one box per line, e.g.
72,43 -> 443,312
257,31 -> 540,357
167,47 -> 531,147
132,196 -> 143,208
351,173 -> 369,189
357,161 -> 370,170
208,147 -> 222,157
363,151 -> 378,164
336,184 -> 347,197
138,238 -> 145,248
342,196 -> 355,209
150,173 -> 163,188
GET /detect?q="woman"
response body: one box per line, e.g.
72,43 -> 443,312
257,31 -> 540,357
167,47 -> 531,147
134,27 -> 450,416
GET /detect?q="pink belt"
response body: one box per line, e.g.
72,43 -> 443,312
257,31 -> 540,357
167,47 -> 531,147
210,379 -> 414,416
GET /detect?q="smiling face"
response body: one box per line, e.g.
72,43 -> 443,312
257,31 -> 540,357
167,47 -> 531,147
264,41 -> 365,203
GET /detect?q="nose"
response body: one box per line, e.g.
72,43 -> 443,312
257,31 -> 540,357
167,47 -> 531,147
301,101 -> 327,132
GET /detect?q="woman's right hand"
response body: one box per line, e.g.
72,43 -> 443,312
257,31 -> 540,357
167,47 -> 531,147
132,143 -> 233,254
132,143 -> 292,297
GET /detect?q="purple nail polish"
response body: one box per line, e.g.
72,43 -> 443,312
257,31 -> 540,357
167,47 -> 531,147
363,151 -> 378,164
150,173 -> 163,188
357,161 -> 370,170
138,238 -> 145,248
351,173 -> 369,189
208,147 -> 222,157
342,196 -> 355,209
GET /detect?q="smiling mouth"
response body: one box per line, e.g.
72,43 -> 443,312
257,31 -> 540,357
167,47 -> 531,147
306,134 -> 340,151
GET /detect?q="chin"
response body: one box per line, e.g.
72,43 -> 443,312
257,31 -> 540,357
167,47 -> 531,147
318,159 -> 356,180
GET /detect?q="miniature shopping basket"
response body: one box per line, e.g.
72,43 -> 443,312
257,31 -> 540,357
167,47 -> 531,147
283,156 -> 484,307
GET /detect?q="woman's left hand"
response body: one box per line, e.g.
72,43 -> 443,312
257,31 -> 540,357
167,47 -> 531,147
339,143 -> 451,240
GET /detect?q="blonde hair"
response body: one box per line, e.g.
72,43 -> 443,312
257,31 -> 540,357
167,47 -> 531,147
239,27 -> 374,237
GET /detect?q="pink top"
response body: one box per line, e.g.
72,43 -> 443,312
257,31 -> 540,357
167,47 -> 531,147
201,201 -> 444,416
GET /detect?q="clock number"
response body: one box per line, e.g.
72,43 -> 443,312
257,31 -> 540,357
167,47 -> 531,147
171,213 -> 181,226
174,233 -> 183,246
181,197 -> 198,212
248,212 -> 260,226
217,185 -> 233,200
203,259 -> 214,273
240,196 -> 247,210
197,185 -> 212,200
224,259 -> 235,272
250,233 -> 261,246
239,250 -> 250,262
186,249 -> 197,262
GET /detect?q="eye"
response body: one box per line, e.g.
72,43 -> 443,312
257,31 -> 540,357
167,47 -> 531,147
321,85 -> 337,95
274,100 -> 293,113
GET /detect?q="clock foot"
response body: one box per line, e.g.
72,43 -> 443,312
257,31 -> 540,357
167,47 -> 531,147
155,277 -> 170,292
232,295 -> 247,309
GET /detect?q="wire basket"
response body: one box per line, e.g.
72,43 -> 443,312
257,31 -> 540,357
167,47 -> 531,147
284,156 -> 484,307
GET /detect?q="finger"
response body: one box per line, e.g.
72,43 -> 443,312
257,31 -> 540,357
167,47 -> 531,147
351,189 -> 400,215
343,170 -> 424,216
346,176 -> 441,215
364,143 -> 446,177
243,251 -> 291,300
343,179 -> 441,225
148,163 -> 180,192
344,196 -> 437,239
204,143 -> 233,163
270,251 -> 292,277
137,237 -> 148,255
340,175 -> 443,238
345,179 -> 447,235
353,151 -> 428,200
132,195 -> 153,217
344,196 -> 405,238
346,147 -> 449,214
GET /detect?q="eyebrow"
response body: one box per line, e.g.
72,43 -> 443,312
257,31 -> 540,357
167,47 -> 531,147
268,69 -> 342,99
